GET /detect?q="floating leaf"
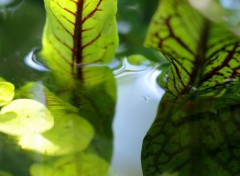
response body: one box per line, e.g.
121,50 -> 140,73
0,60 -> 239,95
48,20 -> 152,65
0,82 -> 14,106
127,54 -> 152,66
40,0 -> 118,87
30,153 -> 109,176
142,0 -> 240,175
0,99 -> 54,136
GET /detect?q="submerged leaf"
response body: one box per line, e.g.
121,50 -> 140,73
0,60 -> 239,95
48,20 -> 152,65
0,82 -> 14,106
16,83 -> 94,155
30,152 -> 109,176
40,0 -> 118,86
18,113 -> 94,156
142,0 -> 240,175
0,99 -> 54,136
17,81 -> 114,159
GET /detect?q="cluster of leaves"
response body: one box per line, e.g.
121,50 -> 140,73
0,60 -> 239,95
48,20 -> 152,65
2,0 -> 240,175
0,0 -> 118,175
0,79 -> 112,175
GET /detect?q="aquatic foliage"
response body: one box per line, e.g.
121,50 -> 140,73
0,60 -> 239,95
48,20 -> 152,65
0,81 -> 14,106
0,0 -> 118,175
142,0 -> 240,175
30,153 -> 109,176
40,0 -> 118,87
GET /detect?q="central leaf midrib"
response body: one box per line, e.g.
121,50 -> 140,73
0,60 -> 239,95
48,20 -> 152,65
191,20 -> 210,89
73,1 -> 84,80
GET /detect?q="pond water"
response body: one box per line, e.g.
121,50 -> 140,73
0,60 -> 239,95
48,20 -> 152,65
111,59 -> 163,176
0,0 -> 161,176
1,0 -> 240,176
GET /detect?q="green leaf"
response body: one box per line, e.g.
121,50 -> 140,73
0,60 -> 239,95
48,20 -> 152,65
15,83 -> 94,156
18,113 -> 94,156
38,0 -> 118,161
16,81 -> 114,159
40,0 -> 118,87
0,82 -> 14,106
0,99 -> 54,136
144,0 -> 240,98
127,54 -> 151,66
30,0 -> 117,163
142,0 -> 240,175
30,152 -> 109,176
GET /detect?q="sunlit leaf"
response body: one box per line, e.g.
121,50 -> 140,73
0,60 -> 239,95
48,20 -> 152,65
142,0 -> 240,175
30,152 -> 109,176
0,99 -> 54,136
15,82 -> 78,113
144,0 -> 240,98
0,82 -> 14,106
40,0 -> 118,87
18,113 -> 94,156
15,83 -> 94,156
37,0 -> 118,161
16,82 -> 115,159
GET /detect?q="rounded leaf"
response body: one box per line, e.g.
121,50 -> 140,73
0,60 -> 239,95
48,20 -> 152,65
0,82 -> 14,106
30,153 -> 109,176
0,99 -> 54,136
18,113 -> 94,156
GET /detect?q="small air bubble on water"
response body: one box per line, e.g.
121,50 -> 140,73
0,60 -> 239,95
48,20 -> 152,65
143,96 -> 150,102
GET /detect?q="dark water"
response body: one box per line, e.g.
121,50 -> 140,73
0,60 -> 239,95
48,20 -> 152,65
0,0 -> 45,86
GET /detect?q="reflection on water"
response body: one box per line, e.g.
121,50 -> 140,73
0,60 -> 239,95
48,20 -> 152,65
113,58 -> 151,76
111,58 -> 164,176
24,49 -> 49,72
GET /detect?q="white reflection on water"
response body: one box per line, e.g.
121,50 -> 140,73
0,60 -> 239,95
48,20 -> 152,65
24,49 -> 49,72
111,60 -> 164,176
